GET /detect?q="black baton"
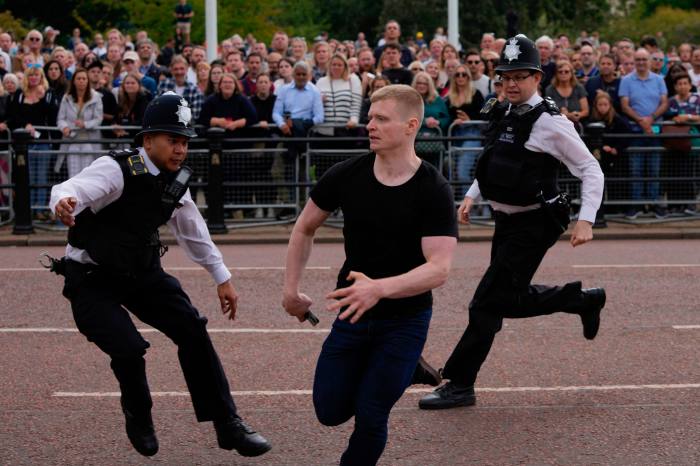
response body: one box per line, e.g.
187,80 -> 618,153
304,311 -> 319,326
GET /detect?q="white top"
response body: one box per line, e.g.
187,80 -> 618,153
49,148 -> 232,285
315,74 -> 362,124
473,75 -> 492,98
466,93 -> 604,223
688,69 -> 700,89
0,50 -> 11,73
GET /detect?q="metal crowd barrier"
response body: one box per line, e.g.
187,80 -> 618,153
5,121 -> 700,235
0,129 -> 12,226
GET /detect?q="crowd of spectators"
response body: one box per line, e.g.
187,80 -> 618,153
0,21 -> 699,219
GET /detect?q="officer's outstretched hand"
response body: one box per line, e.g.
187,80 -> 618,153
457,196 -> 474,225
55,197 -> 78,227
282,292 -> 313,323
217,280 -> 239,320
326,271 -> 383,324
570,220 -> 593,247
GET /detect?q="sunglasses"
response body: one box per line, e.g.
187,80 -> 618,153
28,37 -> 42,42
651,57 -> 664,62
410,68 -> 422,71
557,69 -> 571,74
454,72 -> 470,78
26,63 -> 42,69
466,60 -> 481,64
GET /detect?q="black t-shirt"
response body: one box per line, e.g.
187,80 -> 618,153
310,153 -> 458,317
445,90 -> 486,122
175,3 -> 193,22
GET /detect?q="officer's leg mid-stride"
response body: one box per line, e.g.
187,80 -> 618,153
419,210 -> 606,409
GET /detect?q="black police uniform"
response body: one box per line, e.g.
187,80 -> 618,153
49,92 -> 270,457
440,97 -> 585,387
63,148 -> 236,422
419,35 -> 606,409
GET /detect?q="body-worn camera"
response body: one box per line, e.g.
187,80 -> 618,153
162,166 -> 193,206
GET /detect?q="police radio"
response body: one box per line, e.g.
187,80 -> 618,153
162,166 -> 193,205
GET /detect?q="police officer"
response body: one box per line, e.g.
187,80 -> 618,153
419,35 -> 606,409
50,92 -> 271,457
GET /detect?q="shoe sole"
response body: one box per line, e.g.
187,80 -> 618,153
418,396 -> 476,410
236,442 -> 272,457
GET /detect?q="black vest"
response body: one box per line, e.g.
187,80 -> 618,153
475,99 -> 561,206
68,150 -> 188,274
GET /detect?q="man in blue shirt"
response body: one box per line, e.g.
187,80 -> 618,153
619,47 -> 668,218
273,62 -> 324,129
272,61 -> 324,207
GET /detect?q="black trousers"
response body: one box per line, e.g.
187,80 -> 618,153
62,261 -> 237,421
442,208 -> 583,386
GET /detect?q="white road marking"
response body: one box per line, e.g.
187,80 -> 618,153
3,324 -> 698,334
0,328 -> 330,334
52,383 -> 700,398
572,264 -> 700,269
0,266 -> 331,272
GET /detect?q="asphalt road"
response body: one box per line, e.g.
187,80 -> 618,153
0,240 -> 698,465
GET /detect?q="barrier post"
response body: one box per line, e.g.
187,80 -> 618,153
206,128 -> 227,234
11,129 -> 34,234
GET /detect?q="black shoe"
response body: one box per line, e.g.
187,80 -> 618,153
214,415 -> 272,457
418,382 -> 476,410
121,402 -> 158,457
579,288 -> 606,340
410,356 -> 442,386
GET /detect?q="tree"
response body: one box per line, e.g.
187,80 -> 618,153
379,0 -> 446,45
603,6 -> 700,45
0,11 -> 28,40
316,0 -> 384,41
276,0 -> 330,41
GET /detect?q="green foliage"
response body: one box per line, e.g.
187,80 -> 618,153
0,10 -> 28,39
277,0 -> 330,41
635,0 -> 698,17
72,0 -> 131,36
603,6 -> 700,45
379,0 -> 446,44
316,0 -> 383,41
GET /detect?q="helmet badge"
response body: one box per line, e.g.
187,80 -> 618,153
176,98 -> 192,126
504,38 -> 522,63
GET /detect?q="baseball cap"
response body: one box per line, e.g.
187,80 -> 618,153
123,51 -> 139,62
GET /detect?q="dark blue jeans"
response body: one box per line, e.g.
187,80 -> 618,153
313,308 -> 431,466
629,134 -> 661,202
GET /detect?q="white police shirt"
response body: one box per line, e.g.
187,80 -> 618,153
466,93 -> 604,223
49,148 -> 232,285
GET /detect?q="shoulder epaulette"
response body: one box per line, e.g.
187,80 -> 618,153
480,97 -> 499,116
542,97 -> 561,115
109,149 -> 148,176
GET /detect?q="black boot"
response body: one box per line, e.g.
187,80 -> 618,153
121,400 -> 158,456
410,356 -> 442,386
579,288 -> 606,340
214,415 -> 272,457
418,382 -> 476,410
